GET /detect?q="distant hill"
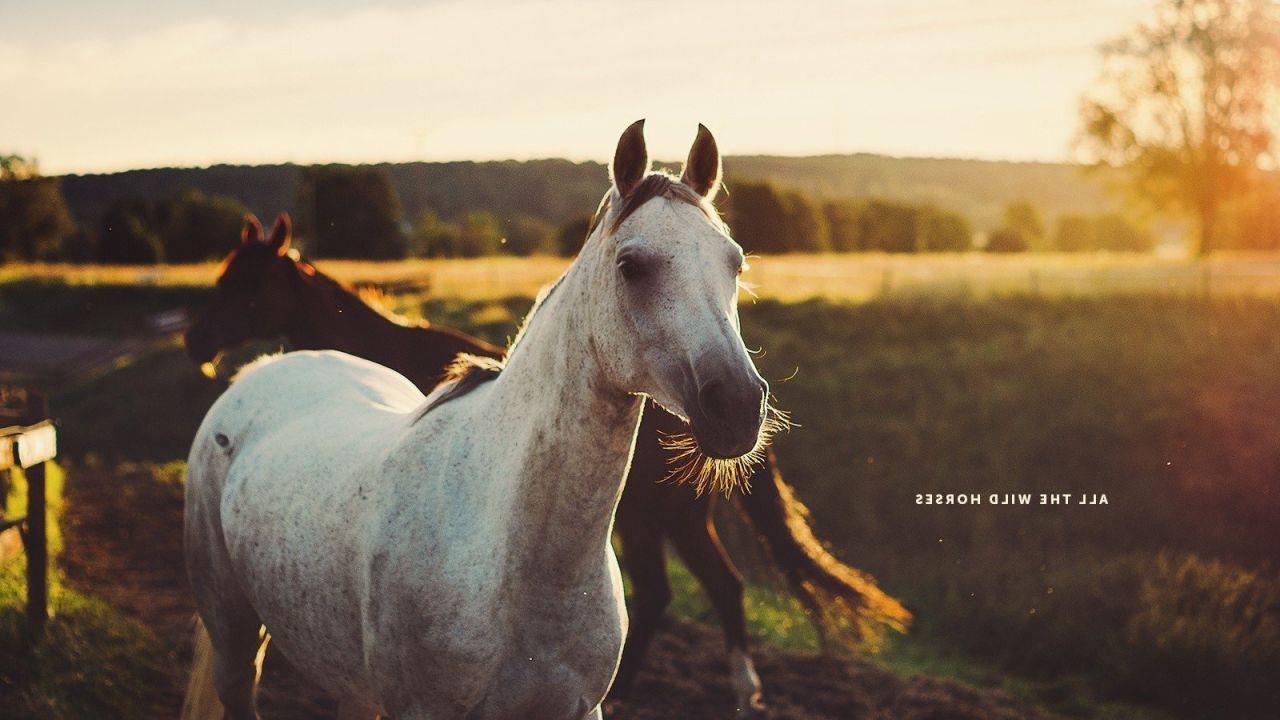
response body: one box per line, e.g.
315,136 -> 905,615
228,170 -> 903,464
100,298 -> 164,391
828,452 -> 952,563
58,154 -> 1119,234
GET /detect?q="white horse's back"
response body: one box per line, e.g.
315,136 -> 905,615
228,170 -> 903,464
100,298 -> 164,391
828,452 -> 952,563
186,351 -> 434,707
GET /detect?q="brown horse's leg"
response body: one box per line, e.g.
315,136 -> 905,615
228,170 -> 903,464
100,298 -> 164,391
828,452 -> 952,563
667,492 -> 765,715
608,509 -> 670,701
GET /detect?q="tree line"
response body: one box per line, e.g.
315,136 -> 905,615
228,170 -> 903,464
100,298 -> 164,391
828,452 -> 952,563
2,157 -> 1168,264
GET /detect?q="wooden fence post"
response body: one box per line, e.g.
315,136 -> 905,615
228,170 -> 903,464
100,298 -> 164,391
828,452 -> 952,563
22,391 -> 49,636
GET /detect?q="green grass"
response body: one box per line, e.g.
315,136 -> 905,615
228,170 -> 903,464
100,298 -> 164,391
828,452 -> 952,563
0,464 -> 176,719
0,563 -> 175,720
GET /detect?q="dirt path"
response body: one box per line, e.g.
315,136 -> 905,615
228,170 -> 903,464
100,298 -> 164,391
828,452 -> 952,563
59,464 -> 1056,719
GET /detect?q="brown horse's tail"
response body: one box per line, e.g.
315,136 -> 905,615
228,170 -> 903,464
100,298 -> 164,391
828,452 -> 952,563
734,449 -> 912,650
181,615 -> 225,720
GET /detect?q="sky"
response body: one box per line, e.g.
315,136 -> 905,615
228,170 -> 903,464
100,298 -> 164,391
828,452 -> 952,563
1,0 -> 1155,175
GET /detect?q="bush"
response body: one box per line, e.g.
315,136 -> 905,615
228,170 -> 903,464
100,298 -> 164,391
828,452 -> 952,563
500,215 -> 556,256
155,188 -> 248,263
555,214 -> 592,257
297,165 -> 406,259
1118,554 -> 1280,715
0,177 -> 77,262
918,207 -> 973,251
722,180 -> 829,253
1053,214 -> 1152,252
984,227 -> 1028,252
856,200 -> 920,252
97,199 -> 163,264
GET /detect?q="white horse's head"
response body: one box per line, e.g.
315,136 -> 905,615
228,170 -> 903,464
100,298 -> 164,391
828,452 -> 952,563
585,120 -> 768,460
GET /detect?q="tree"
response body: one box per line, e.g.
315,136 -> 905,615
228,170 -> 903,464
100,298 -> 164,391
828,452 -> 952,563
0,178 -> 77,262
1079,0 -> 1279,255
555,214 -> 592,257
0,155 -> 77,262
985,228 -> 1029,253
722,181 -> 829,253
1054,215 -> 1097,252
156,188 -> 250,263
0,155 -> 40,181
409,209 -> 459,258
98,199 -> 163,264
823,201 -> 862,252
1001,200 -> 1045,248
456,211 -> 503,258
298,165 -> 406,259
856,200 -> 919,252
919,207 -> 973,252
1093,214 -> 1153,252
1052,213 -> 1153,252
500,215 -> 556,256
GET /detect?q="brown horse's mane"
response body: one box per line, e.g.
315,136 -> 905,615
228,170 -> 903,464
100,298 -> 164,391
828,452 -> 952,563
291,258 -> 425,330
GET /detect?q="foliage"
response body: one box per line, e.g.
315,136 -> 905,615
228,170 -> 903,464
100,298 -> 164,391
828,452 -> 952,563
297,165 -> 406,259
1117,553 -> 1280,715
1053,213 -> 1153,252
917,205 -> 973,251
154,188 -> 248,263
93,189 -> 248,265
0,169 -> 77,262
0,155 -> 40,181
555,214 -> 592,257
499,214 -> 557,256
57,155 -> 1120,242
1079,0 -> 1280,254
97,199 -> 164,265
722,180 -> 830,253
1001,200 -> 1045,248
0,462 -> 175,719
821,199 -> 972,253
0,564 -> 176,720
984,227 -> 1029,253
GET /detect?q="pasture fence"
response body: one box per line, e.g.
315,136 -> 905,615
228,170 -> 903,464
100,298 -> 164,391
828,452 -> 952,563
0,386 -> 55,637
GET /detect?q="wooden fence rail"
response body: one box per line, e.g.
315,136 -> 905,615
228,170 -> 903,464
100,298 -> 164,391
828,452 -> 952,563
0,388 -> 55,637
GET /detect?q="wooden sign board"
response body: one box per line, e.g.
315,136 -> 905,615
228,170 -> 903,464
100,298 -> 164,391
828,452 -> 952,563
15,422 -> 56,468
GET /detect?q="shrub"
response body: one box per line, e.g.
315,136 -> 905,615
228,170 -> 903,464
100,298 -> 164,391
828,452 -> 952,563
984,227 -> 1028,253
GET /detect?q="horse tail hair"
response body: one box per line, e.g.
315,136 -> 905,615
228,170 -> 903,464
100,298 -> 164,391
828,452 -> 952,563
181,615 -> 225,720
734,448 -> 912,651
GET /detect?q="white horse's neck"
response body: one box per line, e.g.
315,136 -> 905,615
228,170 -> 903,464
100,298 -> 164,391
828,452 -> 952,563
477,235 -> 643,590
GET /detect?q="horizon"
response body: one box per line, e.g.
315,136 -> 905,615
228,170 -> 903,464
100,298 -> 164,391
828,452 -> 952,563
51,148 -> 1099,179
3,0 -> 1153,175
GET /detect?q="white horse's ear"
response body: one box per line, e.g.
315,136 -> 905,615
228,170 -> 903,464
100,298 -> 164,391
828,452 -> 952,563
268,212 -> 292,256
611,119 -> 648,197
241,214 -> 264,245
681,123 -> 721,199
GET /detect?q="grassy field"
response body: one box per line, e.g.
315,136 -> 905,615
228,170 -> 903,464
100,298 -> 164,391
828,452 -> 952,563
0,464 -> 176,719
8,251 -> 1280,303
3,266 -> 1280,718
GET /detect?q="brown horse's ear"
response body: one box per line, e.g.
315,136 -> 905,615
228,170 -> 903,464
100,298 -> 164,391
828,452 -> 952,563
611,119 -> 648,197
241,214 -> 264,245
680,123 -> 722,199
267,212 -> 292,256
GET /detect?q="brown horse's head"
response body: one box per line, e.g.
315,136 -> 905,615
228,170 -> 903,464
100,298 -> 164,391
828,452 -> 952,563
185,212 -> 300,374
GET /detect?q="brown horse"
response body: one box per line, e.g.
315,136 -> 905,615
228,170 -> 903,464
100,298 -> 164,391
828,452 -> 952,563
186,213 -> 909,715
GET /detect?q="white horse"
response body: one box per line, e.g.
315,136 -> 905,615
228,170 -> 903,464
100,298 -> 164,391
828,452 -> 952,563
182,120 -> 769,720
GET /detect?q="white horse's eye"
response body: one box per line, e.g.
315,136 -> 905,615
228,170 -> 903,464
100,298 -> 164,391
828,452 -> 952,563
617,256 -> 649,282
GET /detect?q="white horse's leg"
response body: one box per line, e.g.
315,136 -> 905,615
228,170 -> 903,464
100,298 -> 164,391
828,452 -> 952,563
186,472 -> 267,719
200,603 -> 267,720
